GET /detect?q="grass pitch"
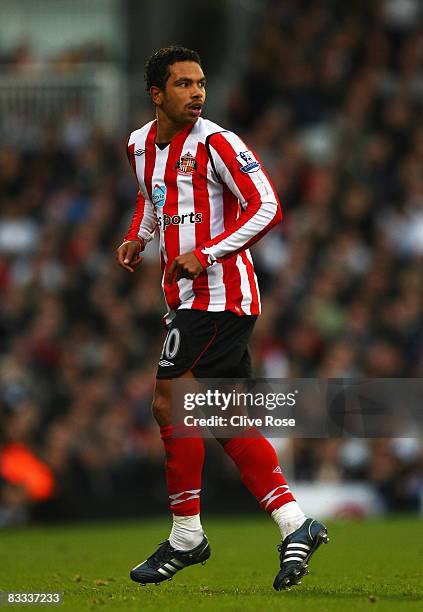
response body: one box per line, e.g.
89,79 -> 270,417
1,516 -> 422,611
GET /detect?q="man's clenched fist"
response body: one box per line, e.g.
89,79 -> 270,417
116,240 -> 144,272
168,252 -> 205,286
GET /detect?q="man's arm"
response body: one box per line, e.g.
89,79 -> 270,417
124,189 -> 157,245
168,131 -> 282,284
117,134 -> 159,272
193,131 -> 282,268
116,190 -> 157,272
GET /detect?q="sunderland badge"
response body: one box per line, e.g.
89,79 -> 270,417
176,152 -> 197,175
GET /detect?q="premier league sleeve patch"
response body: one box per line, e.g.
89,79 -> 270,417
236,150 -> 261,173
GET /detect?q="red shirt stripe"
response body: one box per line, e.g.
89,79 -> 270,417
191,141 -> 211,310
124,191 -> 145,243
163,123 -> 195,310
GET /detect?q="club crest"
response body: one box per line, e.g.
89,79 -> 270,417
176,152 -> 197,175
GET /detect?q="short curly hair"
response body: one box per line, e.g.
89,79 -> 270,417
144,46 -> 202,92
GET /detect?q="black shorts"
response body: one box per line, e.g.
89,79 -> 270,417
156,310 -> 257,379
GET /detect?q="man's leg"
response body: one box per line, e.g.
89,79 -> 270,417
153,376 -> 205,550
219,429 -> 306,538
130,374 -> 210,585
219,429 -> 328,590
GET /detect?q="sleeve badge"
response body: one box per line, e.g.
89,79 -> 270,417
236,150 -> 261,173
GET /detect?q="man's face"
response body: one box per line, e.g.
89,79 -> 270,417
152,61 -> 206,125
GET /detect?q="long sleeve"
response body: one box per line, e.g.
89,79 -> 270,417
193,131 -> 282,267
124,136 -> 157,245
123,190 -> 157,244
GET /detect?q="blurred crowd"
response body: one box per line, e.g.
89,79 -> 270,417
1,0 -> 422,525
0,42 -> 113,75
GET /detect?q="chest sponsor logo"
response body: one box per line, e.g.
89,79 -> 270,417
176,151 -> 197,175
152,184 -> 167,207
159,212 -> 203,229
236,150 -> 260,173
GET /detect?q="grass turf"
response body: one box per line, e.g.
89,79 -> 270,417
1,517 -> 422,611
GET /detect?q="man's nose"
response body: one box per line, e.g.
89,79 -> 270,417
191,85 -> 204,98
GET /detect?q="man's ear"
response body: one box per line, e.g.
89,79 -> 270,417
150,86 -> 162,106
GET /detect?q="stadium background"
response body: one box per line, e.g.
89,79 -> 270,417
0,0 -> 422,528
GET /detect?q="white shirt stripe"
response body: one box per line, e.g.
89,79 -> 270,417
236,254 -> 252,315
206,263 -> 226,310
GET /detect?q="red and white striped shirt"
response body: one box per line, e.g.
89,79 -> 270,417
125,117 -> 282,321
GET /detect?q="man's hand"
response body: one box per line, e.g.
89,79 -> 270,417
168,252 -> 204,286
116,240 -> 144,272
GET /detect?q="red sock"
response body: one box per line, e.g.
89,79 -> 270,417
222,429 -> 295,513
160,425 -> 205,516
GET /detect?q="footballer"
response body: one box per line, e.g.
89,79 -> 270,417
116,46 -> 328,591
